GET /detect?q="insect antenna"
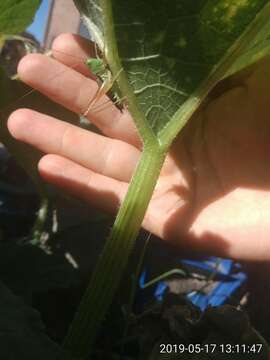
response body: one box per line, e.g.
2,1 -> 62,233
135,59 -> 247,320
1,39 -> 125,120
82,67 -> 123,116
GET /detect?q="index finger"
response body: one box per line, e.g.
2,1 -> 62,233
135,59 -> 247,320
18,53 -> 142,148
51,33 -> 96,77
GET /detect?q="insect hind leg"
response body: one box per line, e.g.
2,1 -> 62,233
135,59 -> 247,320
82,68 -> 123,117
89,95 -> 127,115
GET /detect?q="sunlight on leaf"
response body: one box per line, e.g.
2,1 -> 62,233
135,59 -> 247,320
227,21 -> 270,77
77,0 -> 270,140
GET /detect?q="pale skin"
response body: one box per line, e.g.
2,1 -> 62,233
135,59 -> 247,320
7,33 -> 270,261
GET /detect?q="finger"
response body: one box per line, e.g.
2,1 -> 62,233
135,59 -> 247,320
39,154 -> 127,213
8,108 -> 140,182
18,54 -> 141,148
51,33 -> 95,77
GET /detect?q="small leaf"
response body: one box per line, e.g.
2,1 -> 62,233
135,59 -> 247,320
0,0 -> 41,37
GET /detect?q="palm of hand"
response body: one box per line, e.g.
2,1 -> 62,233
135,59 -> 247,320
154,58 -> 270,259
8,34 -> 270,260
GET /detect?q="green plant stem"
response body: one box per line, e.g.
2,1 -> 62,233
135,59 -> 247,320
63,145 -> 166,358
100,0 -> 156,146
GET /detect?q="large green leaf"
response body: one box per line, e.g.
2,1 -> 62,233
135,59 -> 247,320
76,0 -> 270,142
0,0 -> 41,36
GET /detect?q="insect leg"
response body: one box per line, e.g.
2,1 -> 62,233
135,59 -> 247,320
89,95 -> 127,114
83,68 -> 123,117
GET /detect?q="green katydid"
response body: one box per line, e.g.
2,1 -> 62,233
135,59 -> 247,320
0,37 -> 124,116
83,56 -> 124,116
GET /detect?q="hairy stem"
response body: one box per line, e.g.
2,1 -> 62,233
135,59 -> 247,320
100,0 -> 156,146
63,146 -> 166,358
64,0 -> 168,357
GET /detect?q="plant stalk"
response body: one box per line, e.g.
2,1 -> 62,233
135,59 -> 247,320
63,145 -> 166,358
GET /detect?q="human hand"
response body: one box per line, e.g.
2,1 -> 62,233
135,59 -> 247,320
7,34 -> 270,260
